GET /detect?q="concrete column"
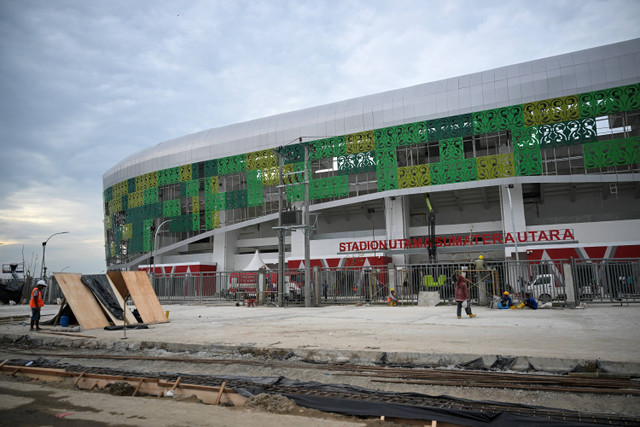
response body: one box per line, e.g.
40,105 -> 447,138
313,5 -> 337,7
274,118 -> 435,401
563,263 -> 576,307
384,196 -> 408,265
501,184 -> 527,260
313,266 -> 320,305
212,229 -> 239,272
258,271 -> 265,305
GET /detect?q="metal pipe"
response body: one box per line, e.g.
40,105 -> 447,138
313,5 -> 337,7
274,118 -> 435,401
304,144 -> 311,307
506,185 -> 519,263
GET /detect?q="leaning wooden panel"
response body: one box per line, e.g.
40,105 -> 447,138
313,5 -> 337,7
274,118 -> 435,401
54,273 -> 110,330
105,275 -> 135,326
79,275 -> 134,327
119,271 -> 168,324
106,271 -> 128,299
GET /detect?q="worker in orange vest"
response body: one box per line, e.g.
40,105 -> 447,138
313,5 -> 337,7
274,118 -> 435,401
30,280 -> 47,331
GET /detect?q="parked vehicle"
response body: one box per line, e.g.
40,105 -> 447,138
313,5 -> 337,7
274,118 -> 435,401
525,274 -> 566,303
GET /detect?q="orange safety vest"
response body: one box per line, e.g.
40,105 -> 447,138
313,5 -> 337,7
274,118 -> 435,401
30,288 -> 44,309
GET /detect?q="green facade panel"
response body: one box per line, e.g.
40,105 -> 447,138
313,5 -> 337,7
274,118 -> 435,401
427,114 -> 472,141
310,176 -> 348,200
309,136 -> 346,160
579,84 -> 640,118
473,105 -> 523,134
583,137 -> 640,169
105,82 -> 640,260
218,154 -> 246,175
374,122 -> 428,148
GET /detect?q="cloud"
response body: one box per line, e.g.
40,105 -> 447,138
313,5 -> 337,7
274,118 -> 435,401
1,0 -> 639,275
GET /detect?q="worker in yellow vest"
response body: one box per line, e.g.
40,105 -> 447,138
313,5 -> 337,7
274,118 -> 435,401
387,288 -> 399,306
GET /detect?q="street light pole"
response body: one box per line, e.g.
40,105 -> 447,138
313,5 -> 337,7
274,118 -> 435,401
41,231 -> 69,281
152,219 -> 173,289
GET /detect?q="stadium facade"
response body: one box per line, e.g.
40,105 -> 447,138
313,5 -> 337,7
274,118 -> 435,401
103,38 -> 640,274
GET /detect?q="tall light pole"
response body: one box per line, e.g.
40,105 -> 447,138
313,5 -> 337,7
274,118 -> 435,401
152,219 -> 173,288
41,232 -> 69,281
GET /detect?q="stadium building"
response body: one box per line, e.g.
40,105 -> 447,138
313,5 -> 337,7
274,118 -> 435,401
103,38 -> 640,277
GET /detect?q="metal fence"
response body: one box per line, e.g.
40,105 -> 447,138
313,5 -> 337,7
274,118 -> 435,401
28,258 -> 638,307
148,258 -> 640,306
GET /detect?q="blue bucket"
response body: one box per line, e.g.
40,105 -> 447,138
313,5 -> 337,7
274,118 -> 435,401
60,316 -> 69,327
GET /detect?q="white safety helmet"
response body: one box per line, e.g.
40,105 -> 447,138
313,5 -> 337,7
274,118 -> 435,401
37,280 -> 47,287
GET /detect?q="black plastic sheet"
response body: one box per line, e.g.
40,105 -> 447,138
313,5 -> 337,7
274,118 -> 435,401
81,275 -> 123,320
238,377 -> 596,427
0,281 -> 24,304
104,324 -> 149,331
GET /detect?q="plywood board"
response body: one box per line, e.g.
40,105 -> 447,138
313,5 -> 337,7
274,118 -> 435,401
106,275 -> 135,326
54,273 -> 110,330
106,271 -> 129,299
82,275 -> 136,327
117,271 -> 168,324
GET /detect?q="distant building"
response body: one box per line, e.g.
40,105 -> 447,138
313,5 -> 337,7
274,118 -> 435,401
103,38 -> 640,272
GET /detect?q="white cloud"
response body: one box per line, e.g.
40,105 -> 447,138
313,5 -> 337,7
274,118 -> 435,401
1,0 -> 639,275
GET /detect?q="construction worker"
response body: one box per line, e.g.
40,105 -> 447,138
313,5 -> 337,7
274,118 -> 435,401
474,255 -> 485,270
455,272 -> 476,319
497,291 -> 513,309
387,288 -> 399,306
30,280 -> 46,331
514,292 -> 538,310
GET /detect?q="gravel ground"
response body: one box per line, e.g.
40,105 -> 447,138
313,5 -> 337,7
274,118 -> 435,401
1,302 -> 639,423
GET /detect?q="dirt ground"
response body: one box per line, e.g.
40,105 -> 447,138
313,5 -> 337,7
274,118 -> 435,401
1,303 -> 639,424
1,344 -> 638,425
0,376 -> 376,427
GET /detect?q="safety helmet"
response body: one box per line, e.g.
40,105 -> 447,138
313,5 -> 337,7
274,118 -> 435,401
479,255 -> 484,260
37,280 -> 47,287
390,288 -> 395,291
503,291 -> 509,296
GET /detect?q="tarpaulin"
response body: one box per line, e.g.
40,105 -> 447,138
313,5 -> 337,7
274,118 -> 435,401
236,377 -> 597,427
81,275 -> 124,320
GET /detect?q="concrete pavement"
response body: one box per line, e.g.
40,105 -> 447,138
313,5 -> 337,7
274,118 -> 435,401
1,302 -> 639,374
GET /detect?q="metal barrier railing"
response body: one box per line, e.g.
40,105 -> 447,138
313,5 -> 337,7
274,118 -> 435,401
571,258 -> 639,304
31,258 -> 638,307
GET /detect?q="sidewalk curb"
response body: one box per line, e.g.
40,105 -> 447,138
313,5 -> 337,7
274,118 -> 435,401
2,332 -> 638,376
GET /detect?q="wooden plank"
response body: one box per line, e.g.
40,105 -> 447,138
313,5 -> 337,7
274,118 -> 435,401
117,271 -> 168,324
38,331 -> 96,339
170,376 -> 181,391
106,271 -> 129,299
54,273 -> 110,330
74,371 -> 86,386
215,381 -> 226,405
105,275 -> 135,327
133,378 -> 144,396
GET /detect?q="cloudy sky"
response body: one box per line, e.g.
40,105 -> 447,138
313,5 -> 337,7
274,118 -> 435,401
1,0 -> 639,277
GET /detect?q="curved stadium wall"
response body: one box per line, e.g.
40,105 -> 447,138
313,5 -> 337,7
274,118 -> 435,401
103,39 -> 640,269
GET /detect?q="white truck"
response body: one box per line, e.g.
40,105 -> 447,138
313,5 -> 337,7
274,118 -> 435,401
525,274 -> 566,303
